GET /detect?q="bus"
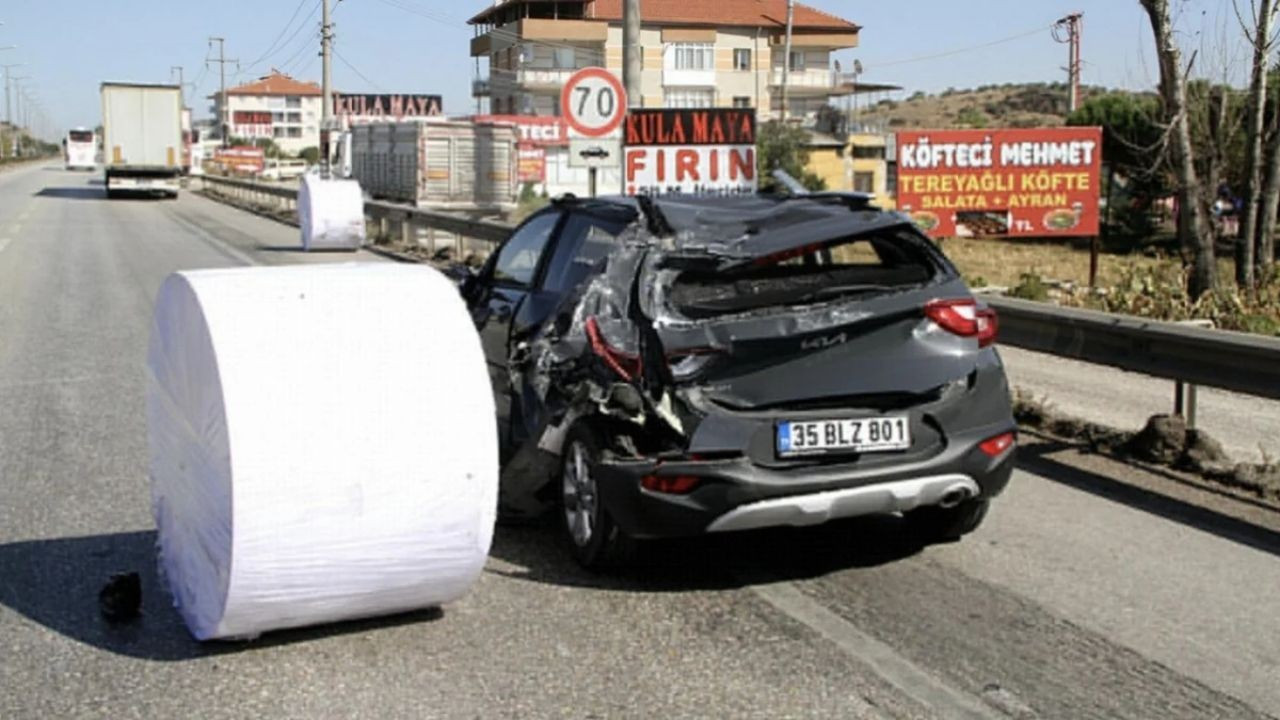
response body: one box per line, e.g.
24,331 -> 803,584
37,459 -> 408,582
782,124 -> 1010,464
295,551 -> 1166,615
64,128 -> 97,171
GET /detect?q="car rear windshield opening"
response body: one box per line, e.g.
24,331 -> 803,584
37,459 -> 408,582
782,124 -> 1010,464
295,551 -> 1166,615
669,231 -> 942,319
69,131 -> 94,143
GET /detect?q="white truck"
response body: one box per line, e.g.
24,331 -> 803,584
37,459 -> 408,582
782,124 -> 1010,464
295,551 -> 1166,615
100,82 -> 184,198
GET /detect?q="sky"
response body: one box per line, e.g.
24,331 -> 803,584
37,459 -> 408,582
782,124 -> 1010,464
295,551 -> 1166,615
0,0 -> 1250,137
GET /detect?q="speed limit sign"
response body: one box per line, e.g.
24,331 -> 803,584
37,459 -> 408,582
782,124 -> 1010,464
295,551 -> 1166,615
560,67 -> 627,138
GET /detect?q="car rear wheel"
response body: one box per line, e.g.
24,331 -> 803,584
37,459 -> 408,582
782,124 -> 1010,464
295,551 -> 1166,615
904,498 -> 989,544
559,425 -> 634,570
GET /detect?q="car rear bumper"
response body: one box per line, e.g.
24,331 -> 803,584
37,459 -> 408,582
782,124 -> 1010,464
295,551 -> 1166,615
594,436 -> 1015,539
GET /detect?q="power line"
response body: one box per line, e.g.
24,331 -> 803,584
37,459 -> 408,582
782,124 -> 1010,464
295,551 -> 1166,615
243,0 -> 315,73
866,24 -> 1053,70
238,0 -> 321,78
333,47 -> 387,92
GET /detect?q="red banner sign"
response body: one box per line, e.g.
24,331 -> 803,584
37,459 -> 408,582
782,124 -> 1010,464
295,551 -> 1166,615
896,127 -> 1103,237
624,109 -> 758,196
517,145 -> 546,183
213,146 -> 265,174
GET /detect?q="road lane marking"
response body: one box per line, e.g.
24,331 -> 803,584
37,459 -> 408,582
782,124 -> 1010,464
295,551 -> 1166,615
749,580 -> 1004,719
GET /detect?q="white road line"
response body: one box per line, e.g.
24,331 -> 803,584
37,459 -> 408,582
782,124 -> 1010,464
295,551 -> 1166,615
749,580 -> 1004,720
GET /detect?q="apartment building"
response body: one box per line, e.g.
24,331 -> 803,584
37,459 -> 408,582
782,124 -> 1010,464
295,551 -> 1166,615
211,71 -> 324,155
468,0 -> 859,119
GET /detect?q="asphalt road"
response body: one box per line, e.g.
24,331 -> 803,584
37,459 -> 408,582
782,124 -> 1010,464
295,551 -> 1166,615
1,163 -> 1278,719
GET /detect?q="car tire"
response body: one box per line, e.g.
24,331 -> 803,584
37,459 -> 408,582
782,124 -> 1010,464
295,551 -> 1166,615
559,424 -> 635,571
904,498 -> 989,544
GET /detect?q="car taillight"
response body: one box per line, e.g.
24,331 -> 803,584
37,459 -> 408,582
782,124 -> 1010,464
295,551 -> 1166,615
979,431 -> 1016,457
925,299 -> 998,348
584,316 -> 642,381
640,475 -> 701,494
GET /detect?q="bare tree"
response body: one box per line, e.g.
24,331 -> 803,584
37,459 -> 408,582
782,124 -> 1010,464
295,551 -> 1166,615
1259,89 -> 1280,273
1235,0 -> 1278,287
1141,0 -> 1217,298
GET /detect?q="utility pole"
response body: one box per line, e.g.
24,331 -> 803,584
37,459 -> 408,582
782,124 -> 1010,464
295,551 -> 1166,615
1,62 -> 24,128
623,0 -> 641,108
320,0 -> 334,174
207,37 -> 238,148
171,65 -> 185,106
1054,13 -> 1083,113
781,0 -> 794,122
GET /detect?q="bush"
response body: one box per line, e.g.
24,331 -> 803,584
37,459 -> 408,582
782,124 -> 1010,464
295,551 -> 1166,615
299,146 -> 320,165
1009,271 -> 1051,301
1062,263 -> 1280,336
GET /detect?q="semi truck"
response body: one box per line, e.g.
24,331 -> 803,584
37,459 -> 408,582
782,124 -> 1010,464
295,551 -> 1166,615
100,82 -> 184,198
349,120 -> 517,209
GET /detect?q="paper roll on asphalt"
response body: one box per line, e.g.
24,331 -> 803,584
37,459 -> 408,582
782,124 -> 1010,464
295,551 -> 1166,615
298,173 -> 365,251
147,263 -> 496,640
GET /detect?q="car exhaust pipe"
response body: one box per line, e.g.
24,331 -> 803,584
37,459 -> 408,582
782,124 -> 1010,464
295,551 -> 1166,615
938,485 -> 974,509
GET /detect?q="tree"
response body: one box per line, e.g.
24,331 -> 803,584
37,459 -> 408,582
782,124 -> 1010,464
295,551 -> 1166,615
1141,0 -> 1217,298
756,121 -> 827,193
1068,92 -> 1168,241
1236,0 -> 1278,287
299,146 -> 320,165
956,106 -> 988,128
1257,66 -> 1280,272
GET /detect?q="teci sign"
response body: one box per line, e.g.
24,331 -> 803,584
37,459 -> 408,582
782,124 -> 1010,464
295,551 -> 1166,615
625,109 -> 757,196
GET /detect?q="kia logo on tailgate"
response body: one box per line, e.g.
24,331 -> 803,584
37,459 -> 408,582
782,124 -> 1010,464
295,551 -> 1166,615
801,333 -> 848,351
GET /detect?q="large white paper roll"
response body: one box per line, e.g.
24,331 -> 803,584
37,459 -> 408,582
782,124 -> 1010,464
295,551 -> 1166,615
147,263 -> 496,640
298,173 -> 366,251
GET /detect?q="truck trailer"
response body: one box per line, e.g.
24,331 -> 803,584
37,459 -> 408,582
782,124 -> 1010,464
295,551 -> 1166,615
349,120 -> 517,209
100,82 -> 184,198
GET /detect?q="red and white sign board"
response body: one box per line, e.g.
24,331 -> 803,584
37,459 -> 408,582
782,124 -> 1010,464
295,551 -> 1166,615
474,115 -> 569,147
624,109 -> 757,196
561,67 -> 626,139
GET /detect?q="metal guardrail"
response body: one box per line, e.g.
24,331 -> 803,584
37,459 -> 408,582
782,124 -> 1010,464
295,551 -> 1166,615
199,175 -> 1280,411
988,296 -> 1280,402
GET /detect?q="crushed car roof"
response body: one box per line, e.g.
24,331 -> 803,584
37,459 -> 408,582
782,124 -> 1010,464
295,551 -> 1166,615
556,193 -> 918,266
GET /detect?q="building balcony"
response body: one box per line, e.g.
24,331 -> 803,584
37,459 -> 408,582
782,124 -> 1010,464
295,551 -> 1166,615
769,68 -> 840,93
512,67 -> 577,90
472,78 -> 492,97
471,19 -> 607,57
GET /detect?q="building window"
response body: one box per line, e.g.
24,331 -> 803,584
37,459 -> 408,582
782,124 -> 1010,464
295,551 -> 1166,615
664,88 -> 714,109
788,51 -> 806,71
285,96 -> 302,109
670,43 -> 714,71
272,127 -> 285,138
733,49 -> 752,71
287,127 -> 302,138
732,96 -> 752,108
272,112 -> 285,122
552,47 -> 576,69
287,112 -> 302,123
853,171 -> 875,193
852,145 -> 886,159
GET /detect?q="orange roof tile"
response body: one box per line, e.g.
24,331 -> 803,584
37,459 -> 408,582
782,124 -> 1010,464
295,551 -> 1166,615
225,70 -> 322,97
469,0 -> 857,31
589,0 -> 857,30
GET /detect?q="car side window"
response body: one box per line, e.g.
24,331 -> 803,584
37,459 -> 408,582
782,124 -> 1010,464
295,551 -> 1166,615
540,212 -> 632,294
492,211 -> 561,287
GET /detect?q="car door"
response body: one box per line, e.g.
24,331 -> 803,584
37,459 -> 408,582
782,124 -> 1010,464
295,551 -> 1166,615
472,209 -> 563,453
507,207 -> 636,439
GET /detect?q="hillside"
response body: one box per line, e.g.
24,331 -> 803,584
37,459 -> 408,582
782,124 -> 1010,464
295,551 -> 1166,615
856,82 -> 1108,130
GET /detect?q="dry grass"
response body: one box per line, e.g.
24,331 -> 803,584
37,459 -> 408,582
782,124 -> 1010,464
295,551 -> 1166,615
937,236 -> 1150,288
936,236 -> 1235,289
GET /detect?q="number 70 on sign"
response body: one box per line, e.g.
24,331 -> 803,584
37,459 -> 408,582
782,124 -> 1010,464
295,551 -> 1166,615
560,67 -> 628,138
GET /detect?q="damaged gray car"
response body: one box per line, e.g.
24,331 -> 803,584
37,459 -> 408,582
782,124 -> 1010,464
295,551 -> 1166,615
461,190 -> 1016,569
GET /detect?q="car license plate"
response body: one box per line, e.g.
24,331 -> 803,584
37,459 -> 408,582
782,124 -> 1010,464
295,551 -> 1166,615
777,416 -> 911,457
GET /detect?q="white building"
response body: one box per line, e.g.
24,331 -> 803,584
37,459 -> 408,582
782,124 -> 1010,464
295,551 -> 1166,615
210,71 -> 324,155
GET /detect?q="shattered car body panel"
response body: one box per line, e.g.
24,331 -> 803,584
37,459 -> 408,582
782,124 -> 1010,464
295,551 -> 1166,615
486,194 -> 1015,534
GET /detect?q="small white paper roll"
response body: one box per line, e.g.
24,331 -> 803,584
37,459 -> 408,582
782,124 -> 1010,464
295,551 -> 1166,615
298,173 -> 366,251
